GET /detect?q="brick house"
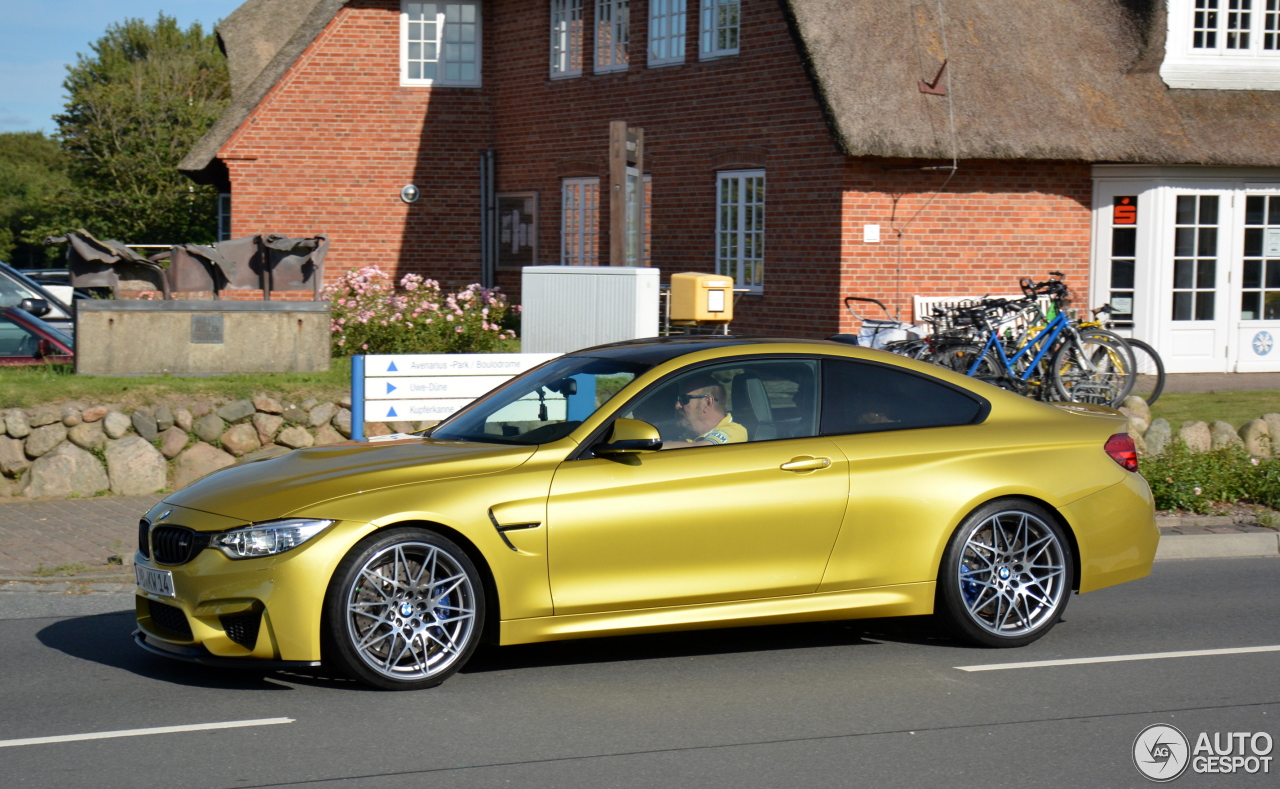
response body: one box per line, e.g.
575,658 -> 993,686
181,0 -> 1280,373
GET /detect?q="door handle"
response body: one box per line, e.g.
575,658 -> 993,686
780,456 -> 831,472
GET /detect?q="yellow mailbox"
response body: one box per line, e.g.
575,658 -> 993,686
670,272 -> 734,324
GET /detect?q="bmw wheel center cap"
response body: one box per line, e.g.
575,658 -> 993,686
400,602 -> 414,617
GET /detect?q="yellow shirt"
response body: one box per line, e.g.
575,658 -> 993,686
691,413 -> 748,445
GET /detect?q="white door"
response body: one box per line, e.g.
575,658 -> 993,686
1157,186 -> 1234,373
1091,181 -> 1154,340
1234,189 -> 1280,371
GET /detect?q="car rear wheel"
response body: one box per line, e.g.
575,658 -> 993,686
936,501 -> 1073,648
324,528 -> 484,690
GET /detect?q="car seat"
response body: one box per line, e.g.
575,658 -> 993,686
731,374 -> 775,441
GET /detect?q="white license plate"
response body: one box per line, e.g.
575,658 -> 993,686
135,565 -> 175,597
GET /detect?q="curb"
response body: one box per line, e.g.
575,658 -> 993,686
1155,532 -> 1280,561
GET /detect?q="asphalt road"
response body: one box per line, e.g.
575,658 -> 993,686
0,558 -> 1277,789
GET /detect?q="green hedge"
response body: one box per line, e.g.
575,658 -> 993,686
1141,443 -> 1280,512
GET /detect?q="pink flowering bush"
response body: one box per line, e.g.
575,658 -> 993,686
323,267 -> 518,355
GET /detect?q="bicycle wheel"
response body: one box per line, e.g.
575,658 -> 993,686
1050,329 -> 1137,407
1123,338 -> 1166,405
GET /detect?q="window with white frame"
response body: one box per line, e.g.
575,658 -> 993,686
1241,194 -> 1280,320
716,170 -> 763,291
700,0 -> 739,60
217,193 -> 232,241
595,0 -> 629,73
562,178 -> 600,266
1163,0 -> 1280,88
401,1 -> 481,87
550,0 -> 584,77
649,0 -> 686,66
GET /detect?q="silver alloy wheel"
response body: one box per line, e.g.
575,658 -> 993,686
344,541 -> 477,681
956,510 -> 1067,637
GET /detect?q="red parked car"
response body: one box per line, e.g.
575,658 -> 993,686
0,303 -> 74,366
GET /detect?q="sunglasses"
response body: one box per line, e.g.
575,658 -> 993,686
676,393 -> 713,406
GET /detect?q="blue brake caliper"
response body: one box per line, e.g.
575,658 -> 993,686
960,566 -> 980,605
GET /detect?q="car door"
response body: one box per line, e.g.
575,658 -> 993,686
814,358 -> 993,592
545,358 -> 849,615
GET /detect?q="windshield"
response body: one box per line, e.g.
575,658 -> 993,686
431,356 -> 651,445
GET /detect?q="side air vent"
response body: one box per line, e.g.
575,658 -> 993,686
221,611 -> 262,649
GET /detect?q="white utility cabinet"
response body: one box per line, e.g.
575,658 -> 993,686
521,266 -> 660,353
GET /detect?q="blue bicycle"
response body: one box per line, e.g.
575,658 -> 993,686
926,275 -> 1136,407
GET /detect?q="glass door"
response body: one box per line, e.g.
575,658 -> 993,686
1158,186 -> 1233,373
1236,190 -> 1280,371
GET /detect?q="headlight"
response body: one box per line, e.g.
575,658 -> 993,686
211,519 -> 335,559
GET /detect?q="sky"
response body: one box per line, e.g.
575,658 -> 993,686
0,0 -> 244,134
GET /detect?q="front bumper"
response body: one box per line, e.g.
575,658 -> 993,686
134,630 -> 320,669
133,519 -> 375,663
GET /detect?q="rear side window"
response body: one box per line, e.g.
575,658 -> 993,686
821,359 -> 986,436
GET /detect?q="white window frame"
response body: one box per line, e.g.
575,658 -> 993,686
550,0 -> 584,78
1162,0 -> 1280,89
400,1 -> 482,88
700,0 -> 740,60
595,0 -> 629,74
648,0 -> 686,67
716,169 -> 764,292
562,177 -> 601,266
217,193 -> 232,241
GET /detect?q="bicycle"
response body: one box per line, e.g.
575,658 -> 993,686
1082,304 -> 1167,405
925,274 -> 1138,407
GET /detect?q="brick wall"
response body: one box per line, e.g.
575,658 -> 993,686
481,0 -> 848,337
219,0 -> 494,296
838,160 -> 1094,333
216,0 -> 1096,337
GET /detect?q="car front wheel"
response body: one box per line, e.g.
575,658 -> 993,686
936,500 -> 1073,648
325,528 -> 484,690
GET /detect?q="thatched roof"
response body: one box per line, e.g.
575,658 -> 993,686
787,0 -> 1280,165
180,0 -> 344,183
181,0 -> 1280,181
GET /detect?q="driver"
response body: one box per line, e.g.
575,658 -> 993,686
669,373 -> 747,447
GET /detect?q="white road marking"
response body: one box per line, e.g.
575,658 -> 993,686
0,717 -> 294,748
956,644 -> 1280,672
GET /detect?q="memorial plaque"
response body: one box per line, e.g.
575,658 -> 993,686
191,314 -> 224,344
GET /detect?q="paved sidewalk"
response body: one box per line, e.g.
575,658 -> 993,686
0,495 -> 159,580
0,494 -> 1274,595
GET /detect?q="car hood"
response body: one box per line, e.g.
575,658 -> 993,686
162,438 -> 538,525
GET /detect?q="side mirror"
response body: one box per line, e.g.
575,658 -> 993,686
19,298 -> 50,317
36,338 -> 59,358
595,418 -> 662,455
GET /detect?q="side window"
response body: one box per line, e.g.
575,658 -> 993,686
821,360 -> 985,436
0,315 -> 41,358
623,359 -> 819,446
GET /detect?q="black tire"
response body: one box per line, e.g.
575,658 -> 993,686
936,500 -> 1074,648
1050,328 -> 1137,407
324,528 -> 485,690
1124,338 -> 1166,405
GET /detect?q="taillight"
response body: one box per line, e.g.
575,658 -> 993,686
1105,433 -> 1138,472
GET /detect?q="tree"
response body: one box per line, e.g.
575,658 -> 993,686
29,14 -> 229,247
0,132 -> 70,266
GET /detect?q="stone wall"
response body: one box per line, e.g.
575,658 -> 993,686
1118,396 -> 1280,458
0,397 -> 420,500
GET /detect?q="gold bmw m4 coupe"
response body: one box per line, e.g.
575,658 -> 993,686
133,337 -> 1158,690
